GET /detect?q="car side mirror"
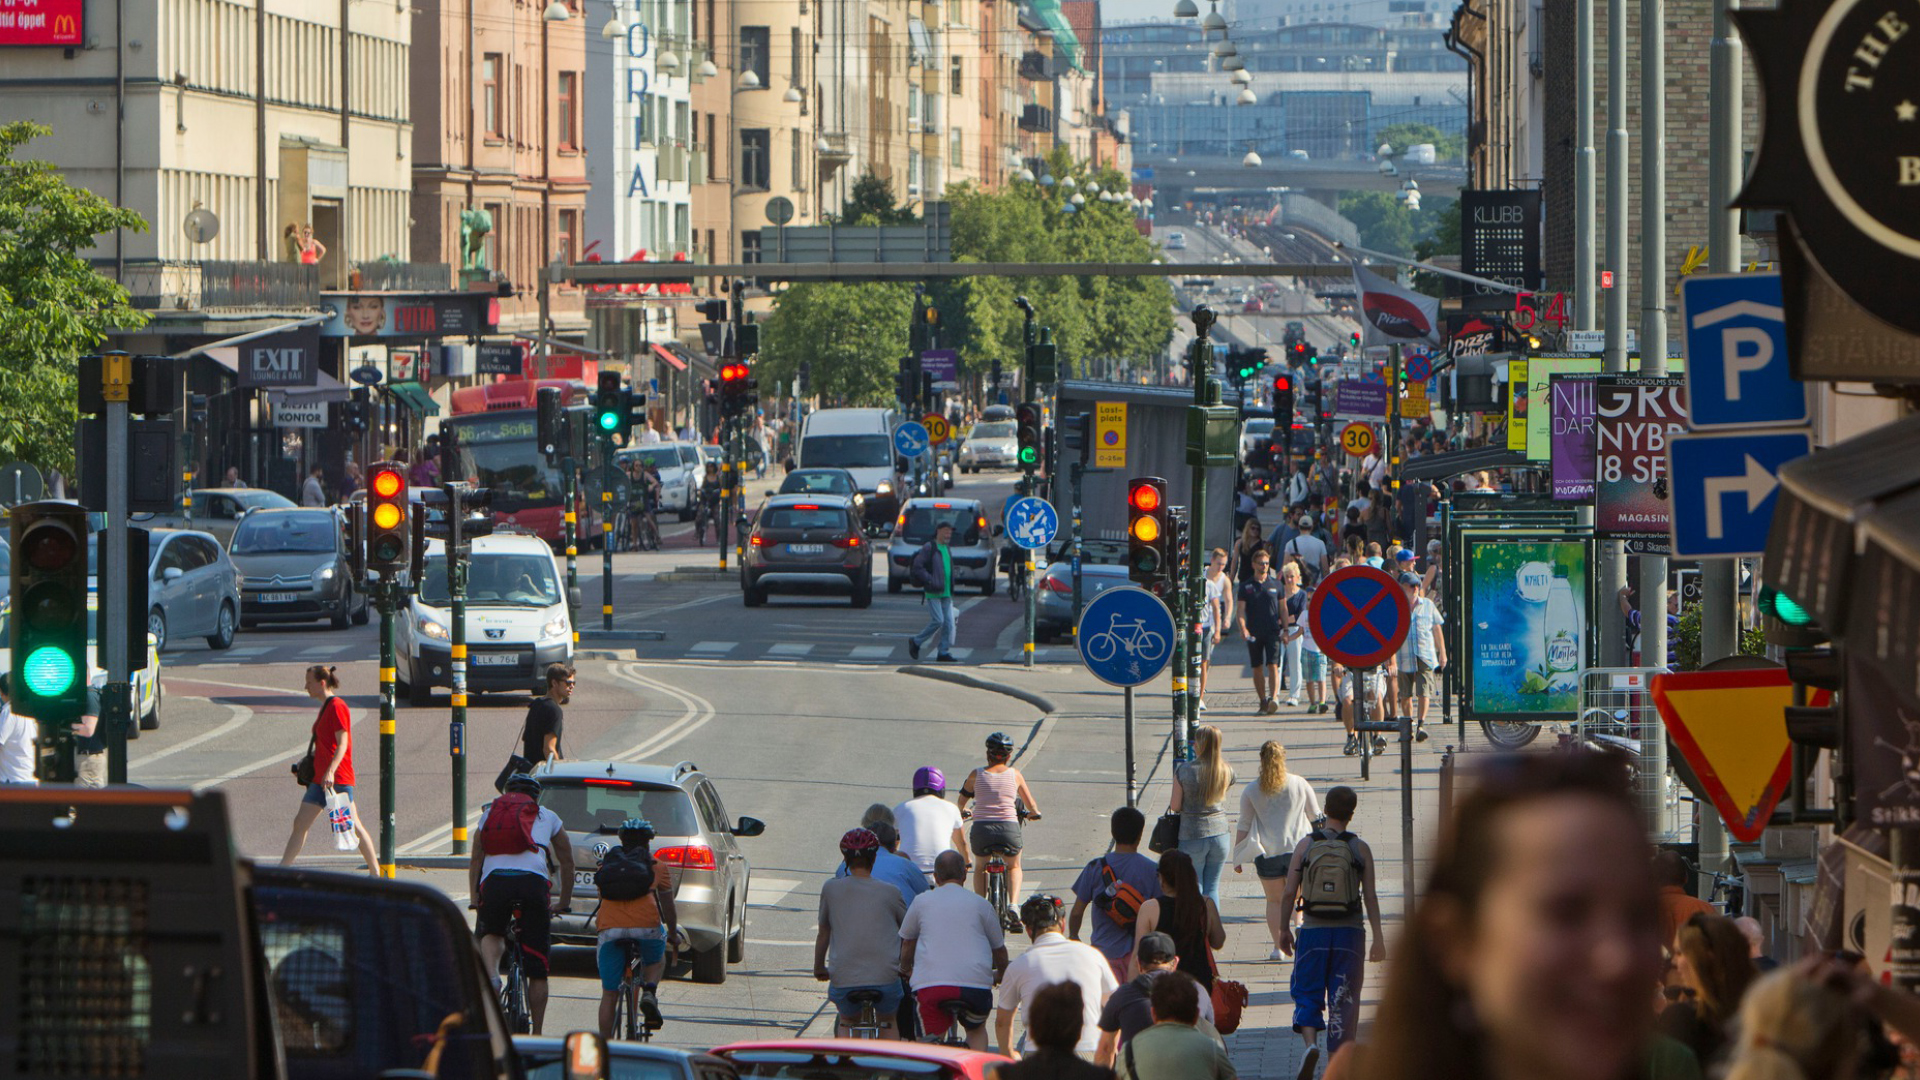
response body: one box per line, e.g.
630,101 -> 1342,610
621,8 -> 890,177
733,816 -> 766,837
162,567 -> 184,583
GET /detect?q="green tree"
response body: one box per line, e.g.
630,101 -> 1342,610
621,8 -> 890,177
1341,191 -> 1417,257
1375,122 -> 1464,162
0,121 -> 148,478
758,282 -> 915,406
833,171 -> 915,226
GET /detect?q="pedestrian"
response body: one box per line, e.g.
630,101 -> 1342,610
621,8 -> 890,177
67,683 -> 106,786
1197,549 -> 1231,713
1278,564 -> 1308,707
1364,542 -> 1385,569
1365,496 -> 1394,549
1730,916 -> 1778,973
522,664 -> 571,766
1129,849 -> 1225,994
1658,913 -> 1757,1070
340,462 -> 362,500
1276,785 -> 1385,1073
833,815 -> 932,906
1095,933 -> 1219,1064
906,520 -> 959,663
1360,753 -> 1663,1080
894,766 -> 968,880
470,773 -> 574,1036
1422,539 -> 1444,597
1394,572 -> 1446,740
1654,851 -> 1714,947
1232,520 -> 1266,584
1722,966 -> 1857,1080
901,850 -> 1008,1050
593,817 -> 676,1039
280,665 -> 379,874
0,674 -> 35,785
410,442 -> 440,487
1233,481 -> 1258,536
223,465 -> 244,487
1282,514 -> 1328,584
1300,596 -> 1329,714
990,982 -> 1115,1080
1233,741 -> 1321,960
301,465 -> 327,507
1112,972 -> 1235,1080
1168,726 -> 1233,903
995,894 -> 1118,1059
1237,550 -> 1286,714
958,731 -> 1042,904
816,828 -> 909,1038
1070,807 -> 1164,981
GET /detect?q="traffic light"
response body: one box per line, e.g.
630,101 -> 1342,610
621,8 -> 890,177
439,422 -> 462,484
1015,403 -> 1044,469
594,370 -> 628,443
719,362 -> 754,417
1759,586 -> 1825,649
1784,647 -> 1843,750
1126,477 -> 1169,587
1274,373 -> 1294,422
366,462 -> 410,574
1349,330 -> 1362,350
1060,412 -> 1092,467
1232,349 -> 1261,383
94,526 -> 149,676
696,298 -> 729,322
1028,330 -> 1058,385
537,386 -> 564,463
1290,341 -> 1308,366
737,321 -> 760,356
10,501 -> 89,719
342,388 -> 370,433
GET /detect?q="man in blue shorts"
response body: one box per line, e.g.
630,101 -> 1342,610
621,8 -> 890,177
594,817 -> 677,1038
816,828 -> 909,1036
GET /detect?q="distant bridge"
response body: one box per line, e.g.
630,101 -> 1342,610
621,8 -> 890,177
1135,155 -> 1465,203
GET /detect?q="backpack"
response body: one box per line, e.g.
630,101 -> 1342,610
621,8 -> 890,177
1299,828 -> 1363,919
477,793 -> 543,857
1090,856 -> 1146,928
594,846 -> 658,902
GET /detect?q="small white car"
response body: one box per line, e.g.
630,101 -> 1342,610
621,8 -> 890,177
1167,231 -> 1188,250
396,533 -> 576,707
959,420 -> 1019,473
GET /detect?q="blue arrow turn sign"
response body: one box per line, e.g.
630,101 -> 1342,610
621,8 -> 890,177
893,421 -> 930,459
1667,430 -> 1812,558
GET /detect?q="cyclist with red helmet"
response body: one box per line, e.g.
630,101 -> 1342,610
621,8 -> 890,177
958,732 -> 1042,903
815,828 -> 909,1037
895,766 -> 968,884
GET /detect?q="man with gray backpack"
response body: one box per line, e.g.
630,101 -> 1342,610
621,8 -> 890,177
1275,786 -> 1385,1079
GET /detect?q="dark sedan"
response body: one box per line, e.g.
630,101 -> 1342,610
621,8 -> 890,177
778,467 -> 866,513
741,494 -> 873,607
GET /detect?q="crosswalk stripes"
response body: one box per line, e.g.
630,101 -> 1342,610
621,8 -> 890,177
765,643 -> 814,657
688,641 -> 738,655
847,645 -> 895,660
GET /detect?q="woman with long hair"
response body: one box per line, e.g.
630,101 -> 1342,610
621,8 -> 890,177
1130,850 -> 1225,989
280,665 -> 379,874
1721,966 -> 1857,1080
1659,912 -> 1758,1070
1234,741 -> 1321,959
1360,752 -> 1663,1080
1233,519 -> 1266,584
1168,725 -> 1233,903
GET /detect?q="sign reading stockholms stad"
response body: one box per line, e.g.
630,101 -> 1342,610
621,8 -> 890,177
1738,0 -> 1920,380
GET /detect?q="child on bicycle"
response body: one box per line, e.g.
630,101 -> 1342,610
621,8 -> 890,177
595,817 -> 677,1039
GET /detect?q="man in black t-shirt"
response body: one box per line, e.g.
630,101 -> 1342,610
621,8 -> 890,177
1237,550 -> 1288,715
71,686 -> 107,787
523,664 -> 572,764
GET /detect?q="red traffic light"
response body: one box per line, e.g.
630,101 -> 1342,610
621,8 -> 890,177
370,468 -> 404,499
1129,483 -> 1162,512
721,363 -> 749,382
1274,375 -> 1291,393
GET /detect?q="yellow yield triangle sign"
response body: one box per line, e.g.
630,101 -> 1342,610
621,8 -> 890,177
1650,668 -> 1823,842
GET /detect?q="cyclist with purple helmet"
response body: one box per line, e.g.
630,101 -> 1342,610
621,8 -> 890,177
815,828 -> 909,1037
895,765 -> 968,884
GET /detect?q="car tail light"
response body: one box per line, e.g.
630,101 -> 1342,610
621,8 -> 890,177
581,778 -> 636,787
655,844 -> 718,871
793,504 -> 821,510
976,516 -> 987,531
934,503 -> 952,509
1042,575 -> 1072,593
831,534 -> 862,548
750,532 -> 765,547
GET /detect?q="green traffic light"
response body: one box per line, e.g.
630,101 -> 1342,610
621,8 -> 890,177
22,645 -> 76,697
1018,447 -> 1039,466
1769,590 -> 1814,626
598,411 -> 620,432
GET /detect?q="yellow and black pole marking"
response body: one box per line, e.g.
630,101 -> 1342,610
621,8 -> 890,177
377,577 -> 399,878
563,464 -> 580,644
448,490 -> 470,856
601,452 -> 616,630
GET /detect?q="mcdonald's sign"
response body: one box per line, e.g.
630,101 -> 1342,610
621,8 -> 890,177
0,0 -> 86,47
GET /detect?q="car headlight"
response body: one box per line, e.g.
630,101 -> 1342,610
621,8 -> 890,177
419,617 -> 450,640
542,614 -> 570,640
875,482 -> 892,495
312,565 -> 337,584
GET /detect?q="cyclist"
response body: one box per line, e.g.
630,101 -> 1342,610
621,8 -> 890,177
894,766 -> 968,883
815,828 -> 909,1038
469,773 -> 574,1035
994,894 -> 1117,1058
636,459 -> 664,550
594,817 -> 677,1039
696,463 -> 722,545
900,850 -> 1007,1049
957,732 -> 1042,905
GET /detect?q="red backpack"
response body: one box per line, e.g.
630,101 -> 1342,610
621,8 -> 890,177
478,792 -> 543,856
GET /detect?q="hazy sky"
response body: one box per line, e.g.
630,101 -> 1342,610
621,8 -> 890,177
1100,0 -> 1179,24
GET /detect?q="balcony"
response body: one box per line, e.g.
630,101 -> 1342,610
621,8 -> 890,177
1019,50 -> 1055,81
691,142 -> 710,185
118,259 -> 319,312
660,143 -> 689,184
352,260 -> 451,292
817,132 -> 855,166
1018,104 -> 1055,133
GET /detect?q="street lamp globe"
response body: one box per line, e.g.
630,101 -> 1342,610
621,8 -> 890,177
658,51 -> 681,74
1017,167 -> 1036,182
1174,0 -> 1200,16
784,86 -> 803,103
601,15 -> 626,38
1243,149 -> 1262,167
698,58 -> 719,78
1236,88 -> 1257,105
1087,181 -> 1101,195
736,69 -> 761,90
1202,6 -> 1228,32
1070,192 -> 1086,205
1213,38 -> 1237,56
1230,68 -> 1252,85
542,0 -> 570,20
1062,175 -> 1078,190
1222,54 -> 1245,71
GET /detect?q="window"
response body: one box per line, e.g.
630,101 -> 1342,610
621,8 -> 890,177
741,229 -> 763,264
951,126 -> 964,168
951,55 -> 963,95
557,71 -> 578,149
557,209 -> 578,269
908,149 -> 922,196
791,127 -> 805,191
739,128 -> 770,190
739,26 -> 770,90
908,85 -> 922,131
790,26 -> 803,85
482,53 -> 502,137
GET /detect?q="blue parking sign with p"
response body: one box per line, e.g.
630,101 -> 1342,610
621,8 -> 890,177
1681,273 -> 1809,430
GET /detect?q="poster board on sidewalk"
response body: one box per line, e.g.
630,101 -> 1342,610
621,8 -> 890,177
1459,530 -> 1594,724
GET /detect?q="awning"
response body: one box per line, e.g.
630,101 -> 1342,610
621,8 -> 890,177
200,346 -> 240,374
1851,487 -> 1920,714
650,343 -> 687,372
907,18 -> 931,61
1030,0 -> 1085,72
385,380 -> 440,416
1763,411 -> 1920,633
1400,445 -> 1528,482
274,369 -> 350,405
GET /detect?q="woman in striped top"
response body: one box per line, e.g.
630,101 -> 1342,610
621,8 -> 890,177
957,731 -> 1043,903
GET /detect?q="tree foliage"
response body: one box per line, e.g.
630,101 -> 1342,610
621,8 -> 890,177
0,122 -> 148,477
834,171 -> 916,226
1339,191 -> 1461,292
1375,122 -> 1464,163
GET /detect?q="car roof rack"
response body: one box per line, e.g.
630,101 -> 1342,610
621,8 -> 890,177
672,760 -> 699,779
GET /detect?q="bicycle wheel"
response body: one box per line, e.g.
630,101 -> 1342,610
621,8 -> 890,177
1134,631 -> 1167,657
502,961 -> 531,1034
1085,632 -> 1119,663
1480,718 -> 1542,749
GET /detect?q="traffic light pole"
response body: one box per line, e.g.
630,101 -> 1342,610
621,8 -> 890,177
718,417 -> 732,571
1183,309 -> 1221,759
100,356 -> 133,785
446,486 -> 469,857
562,457 -> 581,642
377,574 -> 398,877
1069,461 -> 1085,629
1017,298 -> 1038,670
1169,507 -> 1189,759
602,435 -> 616,631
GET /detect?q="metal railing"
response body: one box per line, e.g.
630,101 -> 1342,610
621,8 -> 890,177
353,261 -> 452,292
114,259 -> 321,312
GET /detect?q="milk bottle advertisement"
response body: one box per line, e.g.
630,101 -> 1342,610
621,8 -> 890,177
1465,538 -> 1589,720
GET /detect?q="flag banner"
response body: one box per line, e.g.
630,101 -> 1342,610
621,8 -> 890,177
1354,264 -> 1441,348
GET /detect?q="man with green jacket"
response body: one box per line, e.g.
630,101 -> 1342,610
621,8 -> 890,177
907,521 -> 958,662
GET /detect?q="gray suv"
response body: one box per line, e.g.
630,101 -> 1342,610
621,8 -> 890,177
228,508 -> 368,628
542,760 -> 764,984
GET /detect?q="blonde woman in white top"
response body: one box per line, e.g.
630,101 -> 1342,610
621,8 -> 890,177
1233,741 -> 1322,959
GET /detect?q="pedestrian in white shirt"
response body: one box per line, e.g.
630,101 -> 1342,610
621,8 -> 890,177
1233,741 -> 1322,958
1197,549 -> 1231,713
996,894 -> 1118,1057
0,675 -> 37,785
894,766 -> 968,880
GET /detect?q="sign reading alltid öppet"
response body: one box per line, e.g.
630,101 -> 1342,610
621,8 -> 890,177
239,326 -> 320,389
1595,377 -> 1688,535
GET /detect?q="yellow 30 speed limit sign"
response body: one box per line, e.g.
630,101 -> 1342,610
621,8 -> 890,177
1341,422 -> 1376,458
923,414 -> 952,445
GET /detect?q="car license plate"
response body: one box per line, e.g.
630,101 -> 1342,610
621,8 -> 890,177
472,653 -> 519,666
261,592 -> 297,603
574,870 -> 596,888
786,544 -> 824,555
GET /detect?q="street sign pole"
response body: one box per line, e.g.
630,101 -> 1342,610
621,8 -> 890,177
563,456 -> 580,640
377,575 -> 398,877
1124,685 -> 1137,808
1070,461 -> 1085,630
1018,299 -> 1038,670
1184,307 -> 1221,759
101,354 -> 132,785
447,484 -> 469,856
602,433 -> 615,632
718,418 -> 732,571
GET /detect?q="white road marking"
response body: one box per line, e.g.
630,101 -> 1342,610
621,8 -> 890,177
158,675 -> 308,698
848,645 -> 895,661
689,641 -> 737,654
129,702 -> 255,771
225,647 -> 274,657
766,644 -> 813,657
746,877 -> 802,907
303,644 -> 356,656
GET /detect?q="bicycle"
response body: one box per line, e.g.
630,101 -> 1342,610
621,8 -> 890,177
694,500 -> 716,546
607,938 -> 658,1042
498,903 -> 533,1035
1084,617 -> 1167,665
632,506 -> 661,552
844,988 -> 885,1039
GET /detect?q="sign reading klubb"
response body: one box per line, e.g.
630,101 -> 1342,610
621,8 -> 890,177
0,0 -> 84,46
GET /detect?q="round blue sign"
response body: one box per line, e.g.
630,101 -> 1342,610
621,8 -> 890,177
893,421 -> 930,459
1005,496 -> 1058,551
1406,353 -> 1433,382
1077,586 -> 1176,687
1307,565 -> 1411,669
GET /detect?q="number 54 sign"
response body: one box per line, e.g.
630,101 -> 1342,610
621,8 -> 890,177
1513,291 -> 1569,332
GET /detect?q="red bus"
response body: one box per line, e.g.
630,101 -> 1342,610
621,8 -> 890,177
444,379 -> 590,545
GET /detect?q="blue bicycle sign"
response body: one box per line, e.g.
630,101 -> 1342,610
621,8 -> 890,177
1006,496 -> 1058,551
1077,586 -> 1175,687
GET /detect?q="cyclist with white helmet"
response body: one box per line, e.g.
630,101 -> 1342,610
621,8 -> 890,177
594,817 -> 676,1039
469,772 -> 574,1035
815,828 -> 910,1037
957,732 -> 1042,904
895,766 -> 969,883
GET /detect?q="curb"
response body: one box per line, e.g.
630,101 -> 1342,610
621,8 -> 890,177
304,855 -> 471,871
655,570 -> 734,583
897,665 -> 1057,713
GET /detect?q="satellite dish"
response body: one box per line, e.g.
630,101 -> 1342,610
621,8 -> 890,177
184,207 -> 221,245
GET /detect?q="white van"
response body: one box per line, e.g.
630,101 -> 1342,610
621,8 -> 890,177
396,533 -> 576,707
799,407 -> 904,533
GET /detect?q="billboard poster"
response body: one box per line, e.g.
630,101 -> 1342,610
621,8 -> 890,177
1335,380 -> 1388,418
1464,536 -> 1590,722
1595,377 -> 1687,535
318,292 -> 500,338
1551,374 -> 1599,501
1458,190 -> 1544,311
1525,355 -> 1604,460
0,0 -> 83,46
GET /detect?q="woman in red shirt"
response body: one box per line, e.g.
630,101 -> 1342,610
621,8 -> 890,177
280,665 -> 379,873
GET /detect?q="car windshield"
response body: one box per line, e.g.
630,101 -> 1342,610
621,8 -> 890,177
231,511 -> 336,554
779,472 -> 853,496
901,506 -> 983,545
621,447 -> 682,471
762,507 -> 848,531
1244,419 -> 1274,435
802,434 -> 892,469
418,553 -> 561,606
234,490 -> 297,511
538,782 -> 702,837
464,442 -> 565,505
970,422 -> 1015,439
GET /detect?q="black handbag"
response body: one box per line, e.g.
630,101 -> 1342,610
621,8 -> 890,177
1148,812 -> 1182,854
292,734 -> 317,787
493,717 -> 533,794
